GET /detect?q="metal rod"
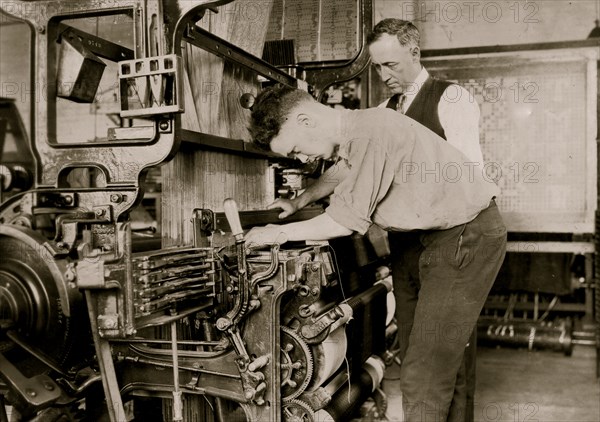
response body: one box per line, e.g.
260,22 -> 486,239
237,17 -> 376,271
171,322 -> 183,422
122,355 -> 241,379
84,291 -> 126,422
110,338 -> 219,345
0,395 -> 9,422
57,23 -> 134,61
6,331 -> 69,378
183,24 -> 297,88
213,206 -> 324,232
573,339 -> 597,346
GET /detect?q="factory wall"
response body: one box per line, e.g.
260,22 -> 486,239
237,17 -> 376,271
2,1 -> 598,130
374,0 -> 599,48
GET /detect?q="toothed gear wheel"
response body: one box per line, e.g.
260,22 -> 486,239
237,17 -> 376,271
282,399 -> 314,422
281,326 -> 313,401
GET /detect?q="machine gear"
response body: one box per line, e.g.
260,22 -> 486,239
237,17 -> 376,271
282,399 -> 314,422
281,326 -> 314,401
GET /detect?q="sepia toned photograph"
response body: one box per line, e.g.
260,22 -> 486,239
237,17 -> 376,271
0,1 -> 598,421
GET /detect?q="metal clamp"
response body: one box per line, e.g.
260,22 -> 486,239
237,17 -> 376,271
118,54 -> 183,117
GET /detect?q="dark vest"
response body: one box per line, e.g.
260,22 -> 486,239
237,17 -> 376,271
386,77 -> 453,140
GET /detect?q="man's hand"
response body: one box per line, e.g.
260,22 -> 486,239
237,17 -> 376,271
245,224 -> 289,248
267,199 -> 299,219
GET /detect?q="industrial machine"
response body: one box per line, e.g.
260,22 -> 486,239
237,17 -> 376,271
0,0 -> 392,421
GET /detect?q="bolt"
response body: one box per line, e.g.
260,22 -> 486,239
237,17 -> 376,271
311,264 -> 320,272
311,287 -> 319,296
298,285 -> 310,297
43,382 -> 55,391
216,318 -> 230,331
63,196 -> 73,205
110,194 -> 122,203
95,208 -> 105,217
159,120 -> 170,131
26,389 -> 37,397
299,305 -> 312,318
99,316 -> 118,329
56,242 -> 66,249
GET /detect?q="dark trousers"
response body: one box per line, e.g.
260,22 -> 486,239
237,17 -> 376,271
388,201 -> 506,422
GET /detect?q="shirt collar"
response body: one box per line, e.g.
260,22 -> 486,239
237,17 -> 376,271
337,110 -> 357,162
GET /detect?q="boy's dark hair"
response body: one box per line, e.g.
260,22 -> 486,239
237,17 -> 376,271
249,84 -> 313,150
366,18 -> 420,47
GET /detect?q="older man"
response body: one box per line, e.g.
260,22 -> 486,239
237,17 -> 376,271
368,19 -> 487,422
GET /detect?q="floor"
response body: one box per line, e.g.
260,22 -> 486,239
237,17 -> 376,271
381,345 -> 600,422
3,347 -> 598,421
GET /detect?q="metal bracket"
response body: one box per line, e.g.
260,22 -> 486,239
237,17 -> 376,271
192,208 -> 216,247
118,54 -> 184,117
0,353 -> 61,412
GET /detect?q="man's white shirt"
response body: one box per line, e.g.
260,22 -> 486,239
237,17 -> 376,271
377,67 -> 484,164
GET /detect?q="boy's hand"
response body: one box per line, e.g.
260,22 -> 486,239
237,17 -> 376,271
245,224 -> 289,248
267,199 -> 299,219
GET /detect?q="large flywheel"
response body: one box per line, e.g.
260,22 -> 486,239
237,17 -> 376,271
0,224 -> 85,367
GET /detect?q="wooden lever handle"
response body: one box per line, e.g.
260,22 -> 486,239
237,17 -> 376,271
223,198 -> 244,240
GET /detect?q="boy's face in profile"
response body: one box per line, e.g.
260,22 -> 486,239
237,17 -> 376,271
269,112 -> 338,163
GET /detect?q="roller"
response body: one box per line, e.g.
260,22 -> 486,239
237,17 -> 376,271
313,356 -> 386,422
307,326 -> 348,391
477,317 -> 573,356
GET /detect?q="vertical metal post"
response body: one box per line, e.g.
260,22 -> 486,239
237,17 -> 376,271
85,291 -> 126,422
0,395 -> 9,422
171,321 -> 183,422
584,253 -> 595,326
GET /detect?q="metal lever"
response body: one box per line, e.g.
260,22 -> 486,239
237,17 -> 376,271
171,321 -> 183,422
223,198 -> 244,242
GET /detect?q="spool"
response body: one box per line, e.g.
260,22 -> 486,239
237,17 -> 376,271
477,317 -> 573,356
307,326 -> 348,391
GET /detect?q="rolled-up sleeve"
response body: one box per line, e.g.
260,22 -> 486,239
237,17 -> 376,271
325,138 -> 397,235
